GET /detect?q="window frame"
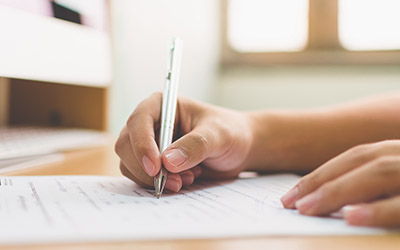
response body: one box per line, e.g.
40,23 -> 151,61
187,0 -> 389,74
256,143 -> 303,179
221,0 -> 400,66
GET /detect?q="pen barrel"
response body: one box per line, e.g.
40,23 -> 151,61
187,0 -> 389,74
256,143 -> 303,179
159,38 -> 182,154
155,38 -> 183,197
159,119 -> 174,153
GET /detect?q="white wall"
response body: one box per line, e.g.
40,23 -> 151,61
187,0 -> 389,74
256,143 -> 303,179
108,0 -> 400,134
109,0 -> 220,133
217,65 -> 400,111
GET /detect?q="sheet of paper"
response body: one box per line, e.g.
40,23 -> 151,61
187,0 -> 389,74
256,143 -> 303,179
0,153 -> 64,174
0,174 -> 390,244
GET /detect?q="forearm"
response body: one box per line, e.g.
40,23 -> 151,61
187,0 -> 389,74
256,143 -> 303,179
245,93 -> 400,173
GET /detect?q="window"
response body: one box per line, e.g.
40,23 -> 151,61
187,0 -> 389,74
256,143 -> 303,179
339,0 -> 400,51
222,0 -> 400,65
228,0 -> 309,52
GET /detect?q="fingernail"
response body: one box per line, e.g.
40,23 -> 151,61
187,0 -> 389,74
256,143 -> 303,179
181,172 -> 194,185
295,193 -> 320,213
281,187 -> 299,207
142,155 -> 155,175
345,207 -> 372,226
165,148 -> 187,168
165,176 -> 181,192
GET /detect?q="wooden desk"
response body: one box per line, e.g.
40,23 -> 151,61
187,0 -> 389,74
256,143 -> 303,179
2,146 -> 399,250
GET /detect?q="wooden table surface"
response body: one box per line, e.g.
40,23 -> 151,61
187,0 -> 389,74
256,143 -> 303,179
2,145 -> 399,250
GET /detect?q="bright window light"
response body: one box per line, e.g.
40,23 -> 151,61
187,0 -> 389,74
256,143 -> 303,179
339,0 -> 400,51
227,0 -> 309,53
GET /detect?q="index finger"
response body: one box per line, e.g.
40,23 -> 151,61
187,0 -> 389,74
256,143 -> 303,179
281,141 -> 400,208
126,92 -> 163,177
295,156 -> 400,216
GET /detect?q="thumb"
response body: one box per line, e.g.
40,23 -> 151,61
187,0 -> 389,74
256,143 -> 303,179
162,128 -> 219,173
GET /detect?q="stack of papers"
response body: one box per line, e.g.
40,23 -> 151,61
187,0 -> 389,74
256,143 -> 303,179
0,126 -> 108,173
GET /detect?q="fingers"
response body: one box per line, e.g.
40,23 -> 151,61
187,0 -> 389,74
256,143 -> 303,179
180,170 -> 195,186
116,93 -> 209,193
179,166 -> 202,186
281,144 -> 375,208
191,166 -> 203,178
163,167 -> 203,192
121,161 -> 202,193
120,162 -> 151,188
345,196 -> 400,228
164,174 -> 182,192
116,127 -> 195,193
126,92 -> 163,177
116,122 -> 181,192
116,126 -> 203,192
295,156 -> 400,216
115,130 -> 154,187
116,92 -> 247,192
281,141 -> 400,208
162,126 -> 223,173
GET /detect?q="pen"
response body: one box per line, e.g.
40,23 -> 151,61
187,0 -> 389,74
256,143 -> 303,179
154,37 -> 183,199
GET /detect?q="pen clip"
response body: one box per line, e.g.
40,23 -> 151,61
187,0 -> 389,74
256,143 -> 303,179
166,39 -> 176,80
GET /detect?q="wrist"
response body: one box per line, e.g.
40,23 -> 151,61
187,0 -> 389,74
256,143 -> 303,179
243,111 -> 280,172
243,110 -> 315,173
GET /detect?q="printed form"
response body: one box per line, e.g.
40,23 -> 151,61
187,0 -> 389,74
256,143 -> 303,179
0,174 -> 388,244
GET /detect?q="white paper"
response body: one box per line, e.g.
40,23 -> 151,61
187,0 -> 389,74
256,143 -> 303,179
0,153 -> 64,174
0,174 -> 390,244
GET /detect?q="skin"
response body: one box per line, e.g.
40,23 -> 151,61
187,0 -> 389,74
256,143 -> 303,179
115,92 -> 400,227
281,140 -> 400,228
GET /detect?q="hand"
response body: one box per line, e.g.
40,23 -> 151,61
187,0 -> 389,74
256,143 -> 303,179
281,140 -> 400,228
115,93 -> 253,193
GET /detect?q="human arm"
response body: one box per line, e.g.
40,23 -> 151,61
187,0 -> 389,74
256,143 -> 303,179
246,93 -> 400,173
275,94 -> 400,227
115,93 -> 400,192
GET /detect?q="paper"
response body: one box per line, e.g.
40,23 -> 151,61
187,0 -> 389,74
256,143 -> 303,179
0,153 -> 64,174
0,174 -> 389,244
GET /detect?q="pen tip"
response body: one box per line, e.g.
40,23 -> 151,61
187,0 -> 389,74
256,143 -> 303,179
156,193 -> 161,199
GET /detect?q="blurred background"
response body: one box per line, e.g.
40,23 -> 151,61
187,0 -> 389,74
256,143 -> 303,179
110,0 -> 400,134
1,0 -> 400,135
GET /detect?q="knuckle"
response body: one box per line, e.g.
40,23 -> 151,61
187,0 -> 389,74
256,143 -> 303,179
134,138 -> 152,155
350,143 -> 371,153
347,143 -> 372,159
114,139 -> 122,156
127,111 -> 135,125
126,111 -> 141,128
374,155 -> 395,166
151,91 -> 162,99
375,139 -> 399,149
191,132 -> 211,151
296,177 -> 309,193
128,93 -> 160,121
131,134 -> 146,147
345,143 -> 382,166
127,92 -> 163,128
318,183 -> 335,198
114,135 -> 129,158
218,124 -> 235,144
179,96 -> 203,116
297,173 -> 320,194
370,156 -> 399,177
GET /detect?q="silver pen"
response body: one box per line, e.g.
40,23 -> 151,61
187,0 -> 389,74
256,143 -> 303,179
155,37 -> 183,199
